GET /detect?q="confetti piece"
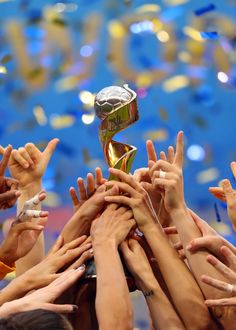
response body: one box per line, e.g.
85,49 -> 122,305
50,114 -> 76,129
200,31 -> 219,40
196,168 -> 219,184
33,105 -> 48,126
194,4 -> 216,16
163,75 -> 189,92
214,202 -> 221,222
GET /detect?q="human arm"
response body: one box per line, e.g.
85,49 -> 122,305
3,139 -> 59,274
0,266 -> 85,317
104,167 -> 214,330
0,235 -> 92,305
0,145 -> 21,210
91,204 -> 135,330
120,239 -> 184,330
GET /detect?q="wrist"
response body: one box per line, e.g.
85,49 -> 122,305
93,239 -> 118,251
169,205 -> 188,218
19,180 -> 42,195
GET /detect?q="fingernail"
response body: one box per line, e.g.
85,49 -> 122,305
72,305 -> 78,312
24,163 -> 29,168
186,244 -> 192,250
78,264 -> 86,271
90,249 -> 93,254
15,191 -> 21,197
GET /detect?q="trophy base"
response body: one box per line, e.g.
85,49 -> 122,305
83,258 -> 137,292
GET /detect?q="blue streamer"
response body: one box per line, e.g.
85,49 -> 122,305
194,4 -> 216,16
214,202 -> 221,222
200,31 -> 219,40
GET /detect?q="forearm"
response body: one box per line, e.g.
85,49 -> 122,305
60,211 -> 91,243
136,274 -> 184,330
0,273 -> 32,306
16,181 -> 44,275
170,207 -> 231,300
142,223 -> 213,330
94,242 -> 133,330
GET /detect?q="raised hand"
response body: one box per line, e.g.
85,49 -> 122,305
0,145 -> 20,210
0,266 -> 86,317
3,139 -> 59,190
104,168 -> 158,231
91,204 -> 135,247
209,161 -> 236,202
69,167 -> 106,213
0,192 -> 48,267
201,246 -> 236,307
186,209 -> 236,259
149,131 -> 185,213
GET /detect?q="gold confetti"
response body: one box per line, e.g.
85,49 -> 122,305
163,75 -> 189,92
33,105 -> 48,126
144,129 -> 169,142
196,168 -> 220,184
50,114 -> 75,129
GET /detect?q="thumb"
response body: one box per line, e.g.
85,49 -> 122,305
221,179 -> 235,205
104,184 -> 119,197
120,240 -> 132,257
0,145 -> 5,155
43,139 -> 59,164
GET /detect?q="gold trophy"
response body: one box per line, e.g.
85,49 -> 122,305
94,84 -> 139,177
84,84 -> 139,282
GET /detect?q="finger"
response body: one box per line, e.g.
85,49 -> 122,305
205,297 -> 236,307
146,140 -> 157,163
220,246 -> 236,271
178,249 -> 186,260
221,179 -> 236,206
104,195 -> 132,207
69,187 -> 80,207
105,180 -> 139,198
49,265 -> 85,291
60,235 -> 88,254
201,274 -> 235,294
128,238 -> 141,252
0,190 -> 21,203
24,191 -> 46,208
174,131 -> 184,168
206,254 -> 234,278
0,145 -> 5,155
25,142 -> 41,161
108,168 -> 141,191
43,138 -> 59,165
39,303 -> 78,314
186,237 -> 214,252
163,226 -> 178,235
11,221 -> 44,233
231,162 -> 236,180
159,151 -> 167,161
173,241 -> 183,250
167,146 -> 175,163
87,173 -> 95,197
0,145 -> 12,175
11,149 -> 30,169
69,249 -> 93,269
24,210 -> 49,218
153,178 -> 175,190
18,147 -> 34,166
48,235 -> 64,255
95,167 -> 106,186
120,240 -> 132,257
5,178 -> 19,190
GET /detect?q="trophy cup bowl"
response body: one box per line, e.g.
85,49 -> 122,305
83,84 -> 139,291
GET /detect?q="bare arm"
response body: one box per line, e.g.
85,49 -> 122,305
6,139 -> 59,275
91,205 -> 134,330
121,239 -> 184,330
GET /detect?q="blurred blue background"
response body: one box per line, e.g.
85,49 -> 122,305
0,0 -> 236,327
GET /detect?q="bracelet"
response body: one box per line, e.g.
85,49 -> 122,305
143,289 -> 154,298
